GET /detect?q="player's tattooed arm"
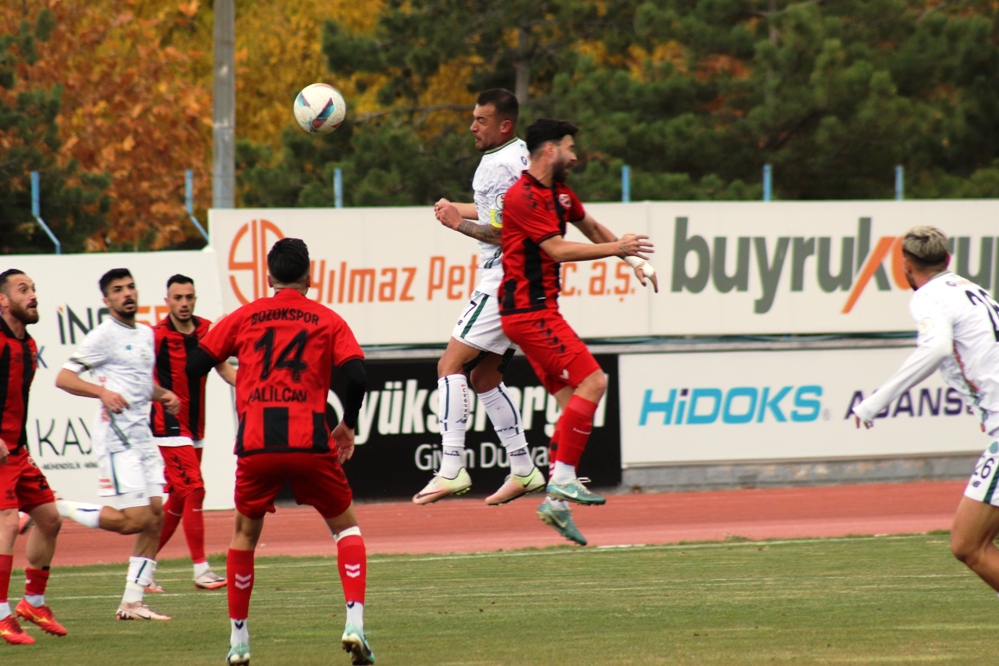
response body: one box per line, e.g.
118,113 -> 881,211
435,198 -> 501,245
456,219 -> 503,245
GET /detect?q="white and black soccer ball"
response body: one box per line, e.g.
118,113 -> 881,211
293,83 -> 347,135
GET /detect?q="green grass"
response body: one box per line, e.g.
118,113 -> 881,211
2,534 -> 994,665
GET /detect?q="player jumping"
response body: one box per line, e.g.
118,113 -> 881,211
499,118 -> 656,545
414,89 -> 547,506
187,239 -> 373,665
55,269 -> 180,621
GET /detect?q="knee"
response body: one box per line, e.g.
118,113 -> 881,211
35,512 -> 62,537
950,532 -> 983,566
579,371 -> 607,399
120,513 -> 156,535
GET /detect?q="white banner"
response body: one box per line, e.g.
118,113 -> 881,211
210,201 -> 999,341
619,347 -> 986,466
6,250 -> 237,509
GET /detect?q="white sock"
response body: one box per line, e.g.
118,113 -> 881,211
437,374 -> 468,477
0,601 -> 9,619
546,496 -> 570,511
24,594 -> 44,608
479,384 -> 534,476
122,556 -> 155,604
56,500 -> 102,528
193,560 -> 211,578
231,618 -> 249,646
346,601 -> 364,632
552,461 -> 576,484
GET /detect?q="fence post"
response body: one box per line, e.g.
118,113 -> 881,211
895,165 -> 904,201
30,171 -> 61,254
185,170 -> 210,242
334,168 -> 343,209
622,165 -> 631,203
763,164 -> 772,202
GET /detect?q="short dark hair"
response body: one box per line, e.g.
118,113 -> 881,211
526,118 -> 579,156
267,238 -> 310,284
167,274 -> 194,289
0,269 -> 25,294
476,89 -> 519,125
99,268 -> 133,295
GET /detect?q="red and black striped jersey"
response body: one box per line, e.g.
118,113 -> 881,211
499,171 -> 585,315
150,315 -> 211,440
198,288 -> 363,457
0,317 -> 36,455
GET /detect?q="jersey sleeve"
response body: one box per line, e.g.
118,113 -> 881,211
198,310 -> 241,362
63,326 -> 111,375
852,292 -> 953,424
330,315 -> 364,367
564,186 -> 586,223
489,163 -> 523,229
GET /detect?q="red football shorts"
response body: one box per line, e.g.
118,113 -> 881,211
501,310 -> 602,395
234,451 -> 353,520
158,445 -> 205,498
0,449 -> 56,513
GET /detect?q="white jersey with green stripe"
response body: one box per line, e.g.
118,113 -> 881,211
854,272 -> 999,436
63,317 -> 156,452
471,137 -> 529,297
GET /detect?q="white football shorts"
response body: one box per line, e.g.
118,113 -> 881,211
450,291 -> 512,356
97,440 -> 166,509
964,440 -> 999,506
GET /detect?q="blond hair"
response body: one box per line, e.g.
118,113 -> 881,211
902,226 -> 949,271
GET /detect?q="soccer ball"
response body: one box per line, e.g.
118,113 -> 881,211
293,83 -> 347,135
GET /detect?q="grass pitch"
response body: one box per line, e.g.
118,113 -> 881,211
2,534 -> 994,665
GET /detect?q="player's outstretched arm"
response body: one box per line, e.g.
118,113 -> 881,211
572,213 -> 658,292
539,233 -> 653,264
55,368 -> 129,413
852,332 -> 952,428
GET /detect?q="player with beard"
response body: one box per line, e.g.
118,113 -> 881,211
0,270 -> 66,644
146,275 -> 235,593
55,269 -> 181,621
414,89 -> 547,506
499,118 -> 656,545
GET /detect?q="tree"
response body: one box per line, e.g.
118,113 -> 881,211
0,9 -> 110,253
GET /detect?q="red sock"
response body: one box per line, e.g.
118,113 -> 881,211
336,533 -> 366,604
24,567 -> 49,598
158,492 -> 185,553
182,488 -> 206,563
547,421 -> 562,475
555,395 -> 598,468
0,554 -> 11,604
227,548 -> 254,619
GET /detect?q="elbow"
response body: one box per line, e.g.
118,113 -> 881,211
54,370 -> 69,390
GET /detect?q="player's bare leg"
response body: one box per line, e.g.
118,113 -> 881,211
57,498 -> 171,620
545,371 -> 607,506
326,505 -> 374,666
0,508 -> 32,644
951,497 -> 999,591
226,511 -> 263,665
15,502 -> 66,636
